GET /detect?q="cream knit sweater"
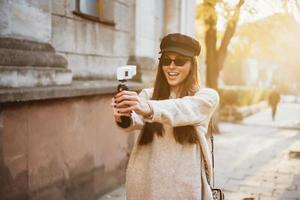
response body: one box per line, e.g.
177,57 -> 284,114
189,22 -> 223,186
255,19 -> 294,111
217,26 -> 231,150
119,88 -> 219,200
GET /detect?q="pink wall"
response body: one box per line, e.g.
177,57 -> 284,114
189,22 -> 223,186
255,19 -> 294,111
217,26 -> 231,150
0,95 -> 135,200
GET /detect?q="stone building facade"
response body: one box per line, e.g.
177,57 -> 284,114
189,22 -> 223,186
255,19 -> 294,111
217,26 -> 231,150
0,0 -> 196,199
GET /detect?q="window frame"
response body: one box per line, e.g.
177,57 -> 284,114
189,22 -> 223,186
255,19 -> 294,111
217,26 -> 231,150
73,0 -> 115,26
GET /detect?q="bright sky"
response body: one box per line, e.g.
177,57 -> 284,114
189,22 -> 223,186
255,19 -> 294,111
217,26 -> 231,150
196,0 -> 300,30
239,0 -> 284,22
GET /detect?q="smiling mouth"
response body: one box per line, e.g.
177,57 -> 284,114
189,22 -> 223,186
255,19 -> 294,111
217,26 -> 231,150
167,72 -> 179,77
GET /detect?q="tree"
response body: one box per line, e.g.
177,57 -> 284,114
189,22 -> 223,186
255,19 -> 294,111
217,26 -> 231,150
197,0 -> 245,90
196,0 -> 245,133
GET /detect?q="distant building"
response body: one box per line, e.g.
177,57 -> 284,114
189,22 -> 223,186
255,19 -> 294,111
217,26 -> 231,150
0,0 -> 197,199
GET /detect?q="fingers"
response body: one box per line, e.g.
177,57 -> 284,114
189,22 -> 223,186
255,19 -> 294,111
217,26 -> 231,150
116,95 -> 138,104
117,106 -> 136,114
115,90 -> 137,97
114,110 -> 131,117
115,100 -> 137,108
112,92 -> 148,116
111,97 -> 131,119
114,112 -> 131,123
113,108 -> 131,120
115,90 -> 138,99
114,97 -> 139,114
112,96 -> 136,111
112,103 -> 131,115
111,97 -> 116,107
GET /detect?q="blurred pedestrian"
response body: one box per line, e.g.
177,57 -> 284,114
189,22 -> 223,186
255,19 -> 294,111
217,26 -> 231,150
268,89 -> 280,121
111,33 -> 219,200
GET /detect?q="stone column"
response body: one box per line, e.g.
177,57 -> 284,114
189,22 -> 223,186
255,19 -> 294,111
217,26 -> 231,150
179,0 -> 196,36
164,0 -> 196,36
163,0 -> 181,34
128,0 -> 161,85
0,0 -> 72,88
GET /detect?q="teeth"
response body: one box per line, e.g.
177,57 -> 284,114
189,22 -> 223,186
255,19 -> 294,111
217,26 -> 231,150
168,72 -> 179,76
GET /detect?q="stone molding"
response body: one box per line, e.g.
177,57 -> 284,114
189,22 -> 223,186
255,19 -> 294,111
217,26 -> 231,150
0,48 -> 67,67
0,80 -> 147,103
0,37 -> 67,67
0,37 -> 72,88
0,37 -> 54,52
0,66 -> 72,88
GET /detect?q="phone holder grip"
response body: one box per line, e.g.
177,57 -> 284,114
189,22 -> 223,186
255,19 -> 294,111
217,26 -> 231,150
117,84 -> 128,92
116,83 -> 131,128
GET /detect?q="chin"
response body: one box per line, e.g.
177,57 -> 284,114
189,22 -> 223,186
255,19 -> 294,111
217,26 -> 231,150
167,81 -> 180,87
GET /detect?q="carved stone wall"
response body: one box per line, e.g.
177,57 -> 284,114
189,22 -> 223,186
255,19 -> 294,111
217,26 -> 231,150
0,38 -> 72,88
0,0 -> 72,88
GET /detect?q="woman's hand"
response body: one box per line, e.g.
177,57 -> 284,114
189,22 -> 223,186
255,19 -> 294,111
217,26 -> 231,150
114,90 -> 152,117
111,97 -> 131,123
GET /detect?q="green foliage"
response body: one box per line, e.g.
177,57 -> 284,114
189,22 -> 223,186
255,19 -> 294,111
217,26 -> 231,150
218,86 -> 269,107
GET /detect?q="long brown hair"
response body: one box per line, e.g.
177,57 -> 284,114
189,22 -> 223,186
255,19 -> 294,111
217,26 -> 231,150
138,54 -> 201,145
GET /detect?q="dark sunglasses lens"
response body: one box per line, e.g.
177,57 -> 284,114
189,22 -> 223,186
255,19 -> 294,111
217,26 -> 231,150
160,57 -> 189,66
161,58 -> 172,65
174,59 -> 187,66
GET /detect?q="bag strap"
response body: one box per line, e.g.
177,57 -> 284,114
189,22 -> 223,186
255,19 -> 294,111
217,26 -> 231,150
197,119 -> 215,189
207,120 -> 215,188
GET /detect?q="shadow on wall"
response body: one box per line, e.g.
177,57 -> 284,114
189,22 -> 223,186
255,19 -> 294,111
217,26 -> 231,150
0,112 -> 29,199
0,125 -> 128,200
0,95 -> 131,200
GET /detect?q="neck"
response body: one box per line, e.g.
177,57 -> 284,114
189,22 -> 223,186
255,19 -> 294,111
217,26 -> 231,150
170,86 -> 180,97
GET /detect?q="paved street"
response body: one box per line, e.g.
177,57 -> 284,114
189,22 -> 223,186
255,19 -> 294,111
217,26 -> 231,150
243,103 -> 300,130
99,103 -> 300,200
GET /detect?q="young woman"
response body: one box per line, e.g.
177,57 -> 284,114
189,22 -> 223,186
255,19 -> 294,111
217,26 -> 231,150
112,33 -> 219,200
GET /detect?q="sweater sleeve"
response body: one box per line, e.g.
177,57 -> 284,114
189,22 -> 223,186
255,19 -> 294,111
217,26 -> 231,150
116,88 -> 152,132
145,88 -> 219,127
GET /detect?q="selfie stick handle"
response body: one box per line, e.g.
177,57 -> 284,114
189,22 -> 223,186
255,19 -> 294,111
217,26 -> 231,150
116,81 -> 131,128
117,82 -> 128,92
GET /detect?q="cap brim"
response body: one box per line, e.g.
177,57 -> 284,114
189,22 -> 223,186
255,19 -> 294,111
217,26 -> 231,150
159,46 -> 194,57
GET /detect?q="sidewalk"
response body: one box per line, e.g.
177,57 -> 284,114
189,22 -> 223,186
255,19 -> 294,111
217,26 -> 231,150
99,103 -> 300,200
219,103 -> 300,200
215,123 -> 300,200
242,103 -> 300,130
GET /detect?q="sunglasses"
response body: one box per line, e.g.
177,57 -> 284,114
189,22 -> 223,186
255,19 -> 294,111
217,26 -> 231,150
159,57 -> 190,66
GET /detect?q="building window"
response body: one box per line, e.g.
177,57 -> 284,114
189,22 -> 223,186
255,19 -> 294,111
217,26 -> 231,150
73,0 -> 115,26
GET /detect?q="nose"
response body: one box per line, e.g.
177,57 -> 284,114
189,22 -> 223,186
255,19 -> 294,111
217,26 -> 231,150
169,61 -> 176,69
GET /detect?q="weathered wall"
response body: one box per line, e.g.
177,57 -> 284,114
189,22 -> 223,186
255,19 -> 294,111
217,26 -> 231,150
0,0 -> 197,85
0,0 -> 197,199
0,95 -> 135,200
0,0 -> 51,43
51,0 -> 132,80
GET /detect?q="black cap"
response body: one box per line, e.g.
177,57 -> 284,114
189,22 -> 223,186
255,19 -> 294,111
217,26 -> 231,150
159,33 -> 201,57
